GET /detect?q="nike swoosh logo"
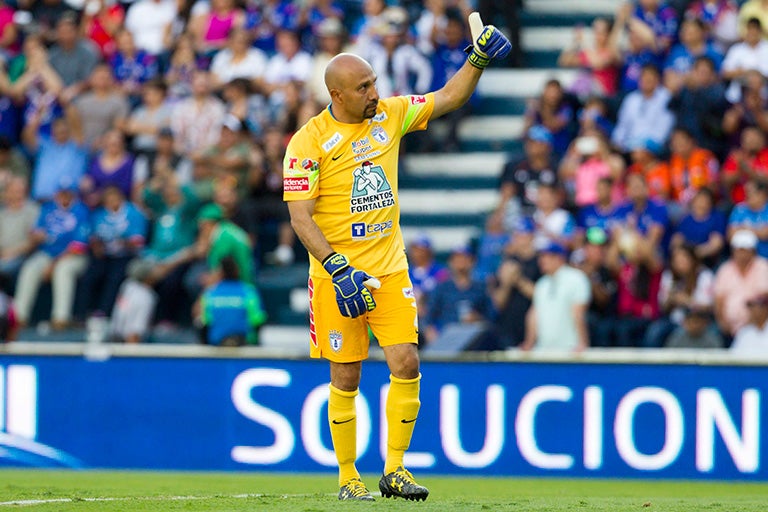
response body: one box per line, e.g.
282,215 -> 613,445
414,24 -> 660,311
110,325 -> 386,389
331,153 -> 344,161
401,418 -> 417,424
332,418 -> 354,425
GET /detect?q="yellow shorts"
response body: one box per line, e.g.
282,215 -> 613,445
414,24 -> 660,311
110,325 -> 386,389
309,269 -> 418,362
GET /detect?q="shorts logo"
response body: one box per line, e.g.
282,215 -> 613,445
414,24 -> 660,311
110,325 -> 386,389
410,95 -> 426,105
283,177 -> 309,191
371,125 -> 389,145
329,330 -> 343,352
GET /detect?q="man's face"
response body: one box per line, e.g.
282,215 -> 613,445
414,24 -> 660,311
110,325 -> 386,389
335,65 -> 379,122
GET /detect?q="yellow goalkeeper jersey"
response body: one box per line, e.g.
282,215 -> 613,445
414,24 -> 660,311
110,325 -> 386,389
284,93 -> 435,279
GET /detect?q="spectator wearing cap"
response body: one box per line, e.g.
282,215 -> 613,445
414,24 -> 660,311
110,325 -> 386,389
23,107 -> 88,202
521,242 -> 590,353
523,79 -> 577,159
0,177 -> 40,282
363,12 -> 432,100
721,127 -> 768,206
490,217 -> 540,349
209,28 -> 268,91
577,177 -> 622,236
670,188 -> 726,268
121,79 -> 173,157
612,64 -> 674,154
498,124 -> 558,231
574,226 -> 618,348
646,243 -> 715,347
730,292 -> 768,354
738,0 -> 768,41
664,304 -> 725,348
727,178 -> 768,258
626,138 -> 671,200
14,178 -> 91,330
408,233 -> 449,305
424,243 -> 494,347
79,185 -> 147,318
558,128 -> 625,209
713,229 -> 768,338
195,203 -> 255,288
191,114 -> 252,200
474,210 -> 511,284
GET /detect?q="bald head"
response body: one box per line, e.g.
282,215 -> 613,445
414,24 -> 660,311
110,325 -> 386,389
325,53 -> 374,92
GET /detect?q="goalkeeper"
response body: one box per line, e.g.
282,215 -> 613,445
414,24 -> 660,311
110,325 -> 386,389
283,20 -> 511,502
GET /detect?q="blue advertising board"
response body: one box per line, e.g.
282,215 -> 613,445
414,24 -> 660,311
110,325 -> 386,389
0,354 -> 765,479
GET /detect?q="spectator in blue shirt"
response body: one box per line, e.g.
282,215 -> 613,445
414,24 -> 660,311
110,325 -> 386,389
14,178 -> 90,329
79,186 -> 148,318
428,10 -> 476,151
577,177 -> 622,234
198,256 -> 266,346
614,173 -> 669,253
663,18 -> 723,93
728,178 -> 768,258
424,243 -> 494,347
631,0 -> 679,54
23,108 -> 89,202
671,188 -> 726,267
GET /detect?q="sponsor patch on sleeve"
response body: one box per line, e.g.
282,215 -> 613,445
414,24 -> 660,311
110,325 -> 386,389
409,95 -> 426,105
283,177 -> 310,192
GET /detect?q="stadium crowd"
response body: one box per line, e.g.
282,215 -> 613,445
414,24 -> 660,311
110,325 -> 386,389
0,0 -> 495,344
415,0 -> 768,354
0,0 -> 765,354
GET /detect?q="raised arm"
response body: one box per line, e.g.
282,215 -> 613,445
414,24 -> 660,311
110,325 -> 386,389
431,20 -> 511,120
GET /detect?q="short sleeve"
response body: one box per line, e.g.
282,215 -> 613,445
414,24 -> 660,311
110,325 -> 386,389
283,130 -> 322,201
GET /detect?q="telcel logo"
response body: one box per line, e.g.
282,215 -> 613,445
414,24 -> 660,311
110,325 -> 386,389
351,221 -> 393,239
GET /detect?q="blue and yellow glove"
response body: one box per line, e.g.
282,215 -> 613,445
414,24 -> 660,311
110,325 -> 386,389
465,25 -> 512,69
323,252 -> 378,318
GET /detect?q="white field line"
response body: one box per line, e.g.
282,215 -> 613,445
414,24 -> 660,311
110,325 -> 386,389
0,492 -> 351,507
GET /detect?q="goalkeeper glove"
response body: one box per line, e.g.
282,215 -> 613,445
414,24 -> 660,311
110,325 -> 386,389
465,25 -> 512,69
322,252 -> 377,318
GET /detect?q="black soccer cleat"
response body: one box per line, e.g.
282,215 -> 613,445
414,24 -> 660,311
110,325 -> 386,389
378,466 -> 429,501
338,478 -> 375,501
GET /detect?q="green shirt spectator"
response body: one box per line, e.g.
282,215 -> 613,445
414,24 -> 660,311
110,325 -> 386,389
198,203 -> 255,284
142,179 -> 200,262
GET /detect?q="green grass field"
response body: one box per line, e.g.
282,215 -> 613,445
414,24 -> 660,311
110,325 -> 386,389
1,470 -> 767,511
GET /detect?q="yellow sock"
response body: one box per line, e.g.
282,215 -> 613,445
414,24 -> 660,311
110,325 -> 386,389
384,373 -> 421,474
328,384 -> 359,486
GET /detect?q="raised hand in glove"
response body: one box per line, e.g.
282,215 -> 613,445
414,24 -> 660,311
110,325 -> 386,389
322,252 -> 379,318
466,24 -> 512,69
